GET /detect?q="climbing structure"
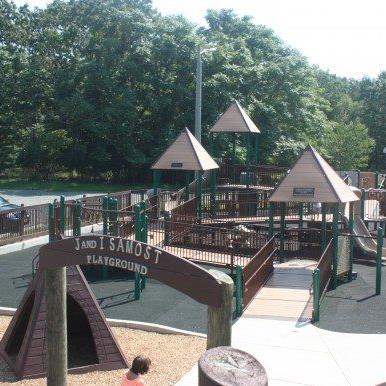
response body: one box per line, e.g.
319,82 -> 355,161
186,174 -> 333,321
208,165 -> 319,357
0,265 -> 128,379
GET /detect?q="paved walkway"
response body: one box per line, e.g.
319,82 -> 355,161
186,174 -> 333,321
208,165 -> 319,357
177,261 -> 386,386
244,259 -> 315,321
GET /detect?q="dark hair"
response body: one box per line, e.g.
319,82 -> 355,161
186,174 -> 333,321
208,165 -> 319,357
131,356 -> 151,375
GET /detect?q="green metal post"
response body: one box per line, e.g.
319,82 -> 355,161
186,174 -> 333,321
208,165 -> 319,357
348,202 -> 354,281
280,202 -> 286,262
360,188 -> 365,220
59,196 -> 65,234
246,133 -> 251,188
196,171 -> 203,221
332,203 -> 339,289
142,214 -> 148,244
153,170 -> 160,196
298,202 -> 304,229
48,203 -> 54,242
235,265 -> 243,317
232,133 -> 236,184
74,201 -> 81,237
102,196 -> 108,235
134,204 -> 141,241
376,227 -> 384,295
321,203 -> 327,252
268,202 -> 274,239
254,134 -> 259,165
312,268 -> 321,322
134,272 -> 141,300
185,172 -> 190,201
210,169 -> 216,217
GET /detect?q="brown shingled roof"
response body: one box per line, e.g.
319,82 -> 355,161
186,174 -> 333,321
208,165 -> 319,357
151,128 -> 219,171
269,146 -> 359,203
209,101 -> 260,133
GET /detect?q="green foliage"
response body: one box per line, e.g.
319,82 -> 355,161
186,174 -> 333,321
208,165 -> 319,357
324,120 -> 375,170
0,1 -> 383,182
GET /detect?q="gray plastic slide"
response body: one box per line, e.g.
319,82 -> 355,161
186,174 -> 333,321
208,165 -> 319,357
343,214 -> 386,261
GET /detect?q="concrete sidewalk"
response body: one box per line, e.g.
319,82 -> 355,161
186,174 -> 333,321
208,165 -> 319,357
177,317 -> 386,386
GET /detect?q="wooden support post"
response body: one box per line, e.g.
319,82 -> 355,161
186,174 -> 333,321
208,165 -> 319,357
312,268 -> 320,322
60,196 -> 65,234
235,265 -> 243,317
268,202 -> 274,239
332,203 -> 339,289
348,202 -> 354,281
298,202 -> 304,229
279,202 -> 286,262
207,270 -> 233,350
321,203 -> 327,252
360,188 -> 365,220
376,227 -> 384,295
45,203 -> 67,386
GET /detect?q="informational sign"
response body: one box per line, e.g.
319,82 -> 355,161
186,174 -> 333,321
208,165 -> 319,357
171,162 -> 183,168
39,235 -> 222,306
293,187 -> 315,197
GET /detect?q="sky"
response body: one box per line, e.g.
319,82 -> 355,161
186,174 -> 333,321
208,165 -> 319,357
12,0 -> 386,79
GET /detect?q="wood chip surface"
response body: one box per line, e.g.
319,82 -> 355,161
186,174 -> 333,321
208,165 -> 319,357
0,316 -> 204,385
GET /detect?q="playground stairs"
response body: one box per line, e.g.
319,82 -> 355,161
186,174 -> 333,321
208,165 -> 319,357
243,259 -> 315,322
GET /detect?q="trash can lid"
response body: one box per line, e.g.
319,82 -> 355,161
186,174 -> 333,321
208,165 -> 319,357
198,346 -> 268,386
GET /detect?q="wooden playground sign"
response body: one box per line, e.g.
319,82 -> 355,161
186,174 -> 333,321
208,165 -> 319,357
39,235 -> 224,307
293,187 -> 315,197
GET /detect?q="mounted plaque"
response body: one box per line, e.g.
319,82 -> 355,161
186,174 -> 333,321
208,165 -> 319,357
293,187 -> 315,197
171,162 -> 183,168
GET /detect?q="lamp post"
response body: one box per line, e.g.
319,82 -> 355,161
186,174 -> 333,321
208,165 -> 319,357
194,46 -> 216,144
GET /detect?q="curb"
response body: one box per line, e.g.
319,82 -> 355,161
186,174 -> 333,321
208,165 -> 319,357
0,307 -> 206,338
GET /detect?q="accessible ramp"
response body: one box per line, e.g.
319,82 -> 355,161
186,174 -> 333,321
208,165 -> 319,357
243,259 -> 316,322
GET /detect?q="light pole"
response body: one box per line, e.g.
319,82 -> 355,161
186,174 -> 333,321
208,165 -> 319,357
194,46 -> 216,144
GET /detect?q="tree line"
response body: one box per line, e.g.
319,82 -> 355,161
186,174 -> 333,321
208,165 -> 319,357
0,0 -> 384,183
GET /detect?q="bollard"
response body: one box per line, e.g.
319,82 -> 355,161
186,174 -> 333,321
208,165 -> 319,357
207,270 -> 233,350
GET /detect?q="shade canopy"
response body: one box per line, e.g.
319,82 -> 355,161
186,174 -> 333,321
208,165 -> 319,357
269,146 -> 359,203
210,100 -> 260,133
151,128 -> 219,171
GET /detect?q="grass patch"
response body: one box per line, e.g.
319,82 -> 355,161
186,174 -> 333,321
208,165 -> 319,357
0,179 -> 146,193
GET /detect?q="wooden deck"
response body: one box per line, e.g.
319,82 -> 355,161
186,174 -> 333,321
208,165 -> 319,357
243,259 -> 316,321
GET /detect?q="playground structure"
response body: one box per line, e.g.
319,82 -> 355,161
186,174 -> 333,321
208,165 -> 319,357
0,100 -> 385,381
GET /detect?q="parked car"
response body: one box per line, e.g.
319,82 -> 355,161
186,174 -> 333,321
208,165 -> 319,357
0,196 -> 29,234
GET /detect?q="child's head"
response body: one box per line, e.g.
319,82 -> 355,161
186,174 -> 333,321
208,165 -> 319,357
130,356 -> 151,375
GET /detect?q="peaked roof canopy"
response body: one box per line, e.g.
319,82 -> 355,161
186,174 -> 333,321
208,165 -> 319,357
210,100 -> 261,133
151,128 -> 219,171
269,146 -> 359,203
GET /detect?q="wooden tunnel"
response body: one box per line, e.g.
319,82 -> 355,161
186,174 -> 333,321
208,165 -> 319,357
0,265 -> 128,380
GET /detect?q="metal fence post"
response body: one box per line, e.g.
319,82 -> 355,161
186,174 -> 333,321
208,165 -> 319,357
376,227 -> 384,295
134,204 -> 141,241
48,203 -> 55,242
321,203 -> 327,252
360,188 -> 365,220
134,272 -> 141,300
60,196 -> 65,234
312,268 -> 320,322
280,202 -> 286,262
348,202 -> 354,281
102,196 -> 108,235
332,203 -> 339,289
235,265 -> 243,317
268,202 -> 274,239
210,170 -> 216,217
